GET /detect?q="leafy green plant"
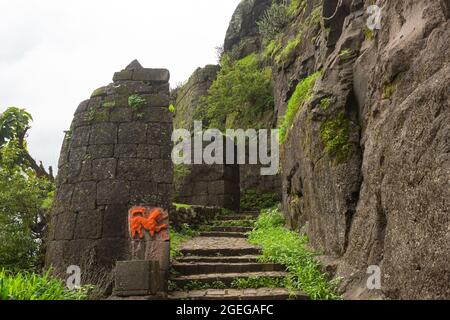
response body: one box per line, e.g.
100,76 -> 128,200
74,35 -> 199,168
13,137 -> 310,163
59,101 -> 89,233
0,269 -> 91,300
275,32 -> 302,66
195,54 -> 274,130
128,94 -> 146,110
363,27 -> 375,41
257,0 -> 290,42
382,74 -> 402,100
287,0 -> 306,18
248,207 -> 340,300
0,113 -> 55,272
319,97 -> 335,110
173,203 -> 193,210
319,112 -> 353,164
279,71 -> 321,144
169,104 -> 176,113
240,189 -> 278,211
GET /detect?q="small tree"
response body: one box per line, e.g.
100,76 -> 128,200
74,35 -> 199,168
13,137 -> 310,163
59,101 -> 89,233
0,107 -> 55,272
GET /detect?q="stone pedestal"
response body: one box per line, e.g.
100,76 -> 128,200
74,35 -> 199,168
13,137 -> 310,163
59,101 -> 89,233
114,260 -> 162,297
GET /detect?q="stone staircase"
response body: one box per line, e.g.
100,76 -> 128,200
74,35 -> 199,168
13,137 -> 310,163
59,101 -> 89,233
168,211 -> 307,300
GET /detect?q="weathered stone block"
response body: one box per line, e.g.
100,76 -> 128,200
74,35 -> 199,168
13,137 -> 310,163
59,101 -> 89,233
89,123 -> 117,145
113,70 -> 133,82
87,144 -> 114,160
136,144 -> 160,159
68,147 -> 87,163
117,159 -> 152,181
151,159 -> 173,183
130,181 -> 157,204
102,204 -> 128,239
114,144 -> 138,158
97,180 -> 130,205
91,86 -> 108,98
110,108 -> 133,122
71,126 -> 90,148
75,210 -> 103,240
141,93 -> 170,108
71,182 -> 97,211
159,145 -> 172,160
208,180 -> 226,195
52,184 -> 75,214
140,107 -> 172,123
75,100 -> 90,115
131,241 -> 170,271
118,122 -> 147,144
147,123 -> 172,145
55,212 -> 77,240
193,181 -> 209,195
92,158 -> 116,180
131,69 -> 170,82
114,260 -> 161,297
94,238 -> 130,266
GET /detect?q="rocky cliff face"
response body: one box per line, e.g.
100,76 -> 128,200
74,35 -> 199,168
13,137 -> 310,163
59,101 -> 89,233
214,0 -> 449,299
272,0 -> 449,299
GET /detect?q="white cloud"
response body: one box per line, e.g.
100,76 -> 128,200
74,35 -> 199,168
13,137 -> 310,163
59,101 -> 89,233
0,0 -> 240,170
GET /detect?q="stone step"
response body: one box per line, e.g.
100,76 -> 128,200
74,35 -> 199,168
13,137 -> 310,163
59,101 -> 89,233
210,226 -> 253,233
176,255 -> 261,264
168,288 -> 308,300
172,262 -> 285,275
170,271 -> 289,288
216,215 -> 255,221
181,246 -> 261,257
200,231 -> 247,238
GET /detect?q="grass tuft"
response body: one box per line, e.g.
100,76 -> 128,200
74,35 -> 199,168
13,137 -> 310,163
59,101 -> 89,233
279,71 -> 321,144
248,207 -> 340,300
0,269 -> 91,300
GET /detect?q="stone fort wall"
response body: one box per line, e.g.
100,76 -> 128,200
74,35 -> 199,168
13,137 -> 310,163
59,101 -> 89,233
45,61 -> 173,290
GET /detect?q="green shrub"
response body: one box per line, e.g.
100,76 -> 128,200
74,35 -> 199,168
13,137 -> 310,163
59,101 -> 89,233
195,54 -> 274,130
257,0 -> 290,42
128,94 -> 146,110
319,97 -> 335,110
320,112 -> 353,164
0,269 -> 90,300
0,142 -> 54,272
287,0 -> 306,17
279,71 -> 321,144
248,207 -> 340,300
240,189 -> 278,211
274,32 -> 302,66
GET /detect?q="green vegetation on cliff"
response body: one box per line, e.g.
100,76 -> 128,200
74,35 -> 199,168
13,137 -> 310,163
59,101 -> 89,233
320,112 -> 353,164
249,207 -> 340,300
195,54 -> 274,130
279,71 -> 321,144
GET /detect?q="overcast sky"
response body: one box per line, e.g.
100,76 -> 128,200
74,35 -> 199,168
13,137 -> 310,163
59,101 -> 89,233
0,0 -> 240,170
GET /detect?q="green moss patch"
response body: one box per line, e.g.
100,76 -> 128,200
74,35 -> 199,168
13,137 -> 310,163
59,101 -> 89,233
279,71 -> 321,144
319,112 -> 353,164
